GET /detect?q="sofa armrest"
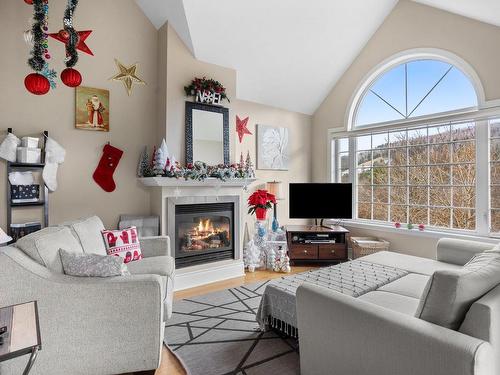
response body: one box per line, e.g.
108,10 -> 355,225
140,235 -> 171,258
296,283 -> 495,375
0,247 -> 165,374
436,238 -> 494,265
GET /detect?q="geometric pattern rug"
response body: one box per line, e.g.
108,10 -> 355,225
164,280 -> 300,375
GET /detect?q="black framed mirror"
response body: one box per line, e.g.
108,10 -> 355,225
185,102 -> 230,165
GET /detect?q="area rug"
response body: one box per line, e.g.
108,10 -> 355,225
164,280 -> 300,375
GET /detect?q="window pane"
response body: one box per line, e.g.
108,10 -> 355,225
358,203 -> 372,219
389,167 -> 407,185
453,187 -> 475,208
429,144 -> 450,164
430,208 -> 451,228
390,205 -> 407,223
357,151 -> 372,168
390,187 -> 407,205
373,187 -> 389,203
390,148 -> 406,166
453,209 -> 475,230
491,139 -> 500,161
491,186 -> 500,208
429,166 -> 450,185
340,169 -> 350,183
408,146 -> 428,165
373,149 -> 388,166
491,162 -> 500,185
357,168 -> 372,185
408,128 -> 427,145
409,166 -> 428,185
452,165 -> 475,185
452,142 -> 475,163
491,209 -> 500,233
338,152 -> 349,169
430,187 -> 451,206
409,186 -> 428,205
357,135 -> 371,150
372,133 -> 389,149
451,123 -> 475,141
338,138 -> 349,152
409,207 -> 428,225
373,204 -> 388,221
491,120 -> 500,138
373,167 -> 388,185
428,125 -> 450,143
358,185 -> 372,203
389,131 -> 406,147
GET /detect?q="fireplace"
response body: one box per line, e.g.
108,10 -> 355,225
174,202 -> 235,268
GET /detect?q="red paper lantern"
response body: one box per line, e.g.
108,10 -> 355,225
60,68 -> 82,87
24,73 -> 50,95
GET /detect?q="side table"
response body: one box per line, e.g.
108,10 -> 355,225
0,301 -> 41,375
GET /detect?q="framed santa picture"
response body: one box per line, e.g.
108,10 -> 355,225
75,86 -> 110,132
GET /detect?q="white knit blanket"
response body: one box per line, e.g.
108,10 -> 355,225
256,260 -> 408,334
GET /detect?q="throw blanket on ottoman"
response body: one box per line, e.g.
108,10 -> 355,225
256,260 -> 408,336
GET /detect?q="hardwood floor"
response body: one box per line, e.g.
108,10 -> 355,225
151,266 -> 316,375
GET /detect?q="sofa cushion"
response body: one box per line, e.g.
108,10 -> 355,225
358,291 -> 420,315
416,251 -> 500,330
361,251 -> 461,276
127,256 -> 175,277
16,226 -> 84,273
61,216 -> 106,255
102,227 -> 143,263
59,249 -> 129,277
377,273 -> 430,299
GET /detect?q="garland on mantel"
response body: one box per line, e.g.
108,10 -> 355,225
141,155 -> 255,182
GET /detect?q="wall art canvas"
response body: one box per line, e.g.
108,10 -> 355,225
75,86 -> 110,132
257,124 -> 289,170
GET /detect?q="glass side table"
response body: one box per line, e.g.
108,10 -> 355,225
0,301 -> 41,375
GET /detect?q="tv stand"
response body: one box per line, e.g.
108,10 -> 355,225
286,225 -> 349,265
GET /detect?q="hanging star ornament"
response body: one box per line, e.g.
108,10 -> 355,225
49,30 -> 94,56
236,116 -> 252,143
110,59 -> 146,96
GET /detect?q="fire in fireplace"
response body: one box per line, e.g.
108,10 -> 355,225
175,202 -> 235,268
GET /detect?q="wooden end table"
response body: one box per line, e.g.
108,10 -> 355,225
0,301 -> 41,375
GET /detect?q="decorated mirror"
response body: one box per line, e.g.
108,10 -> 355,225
185,102 -> 229,165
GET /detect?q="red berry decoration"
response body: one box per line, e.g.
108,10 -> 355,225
60,68 -> 82,87
24,73 -> 50,95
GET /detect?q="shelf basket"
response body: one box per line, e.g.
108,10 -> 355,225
350,236 -> 390,259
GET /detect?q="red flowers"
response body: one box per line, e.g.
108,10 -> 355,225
248,189 -> 276,218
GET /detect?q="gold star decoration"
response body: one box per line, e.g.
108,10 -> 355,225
109,59 -> 146,96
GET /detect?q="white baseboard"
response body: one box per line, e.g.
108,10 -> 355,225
174,259 -> 245,291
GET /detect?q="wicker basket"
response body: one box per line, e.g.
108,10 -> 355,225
350,237 -> 390,259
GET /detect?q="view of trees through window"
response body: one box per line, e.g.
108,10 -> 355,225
491,119 -> 500,233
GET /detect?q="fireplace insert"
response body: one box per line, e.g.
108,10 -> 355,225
175,202 -> 235,268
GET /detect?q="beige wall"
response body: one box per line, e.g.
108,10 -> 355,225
160,24 -> 312,228
311,0 -> 500,257
0,0 -> 158,229
313,0 -> 500,182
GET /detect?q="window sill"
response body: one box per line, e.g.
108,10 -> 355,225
337,220 -> 500,243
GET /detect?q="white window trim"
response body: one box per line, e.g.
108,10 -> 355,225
345,48 -> 487,131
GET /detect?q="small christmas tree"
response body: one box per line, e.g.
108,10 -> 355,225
153,139 -> 169,175
137,146 -> 151,177
239,152 -> 245,169
245,151 -> 255,178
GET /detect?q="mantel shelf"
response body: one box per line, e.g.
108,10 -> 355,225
139,177 -> 257,188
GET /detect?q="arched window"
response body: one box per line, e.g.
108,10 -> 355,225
354,59 -> 479,127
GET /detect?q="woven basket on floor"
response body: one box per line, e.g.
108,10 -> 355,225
350,237 -> 390,259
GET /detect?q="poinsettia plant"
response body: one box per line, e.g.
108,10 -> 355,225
184,77 -> 230,102
248,190 -> 276,220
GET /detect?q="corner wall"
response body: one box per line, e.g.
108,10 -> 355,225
0,0 -> 158,229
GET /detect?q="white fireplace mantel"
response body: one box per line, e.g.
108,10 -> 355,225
139,177 -> 257,188
140,176 -> 258,290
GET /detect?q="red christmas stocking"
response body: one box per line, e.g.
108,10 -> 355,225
93,144 -> 123,192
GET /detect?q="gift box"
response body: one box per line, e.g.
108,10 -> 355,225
16,147 -> 41,164
21,137 -> 39,148
11,184 -> 40,203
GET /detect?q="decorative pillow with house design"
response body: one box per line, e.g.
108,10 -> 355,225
101,226 -> 142,263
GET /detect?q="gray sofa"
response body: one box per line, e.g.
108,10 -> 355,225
0,216 -> 175,375
296,238 -> 499,375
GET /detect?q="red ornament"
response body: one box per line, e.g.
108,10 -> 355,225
49,30 -> 94,56
236,115 -> 252,143
24,0 -> 33,4
60,68 -> 82,87
418,224 -> 425,231
24,73 -> 50,95
394,222 -> 401,229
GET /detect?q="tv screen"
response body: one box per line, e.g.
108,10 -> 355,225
289,183 -> 353,219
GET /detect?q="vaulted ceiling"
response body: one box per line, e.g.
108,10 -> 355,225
136,0 -> 500,115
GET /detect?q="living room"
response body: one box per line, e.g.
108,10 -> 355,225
0,0 -> 499,374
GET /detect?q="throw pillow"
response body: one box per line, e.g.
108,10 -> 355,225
59,249 -> 129,277
101,226 -> 142,264
416,251 -> 500,330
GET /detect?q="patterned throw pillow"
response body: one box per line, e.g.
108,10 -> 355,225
59,249 -> 129,277
101,226 -> 143,263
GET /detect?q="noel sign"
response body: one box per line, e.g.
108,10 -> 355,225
195,90 -> 222,105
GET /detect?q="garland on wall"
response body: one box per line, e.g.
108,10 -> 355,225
24,0 -> 57,95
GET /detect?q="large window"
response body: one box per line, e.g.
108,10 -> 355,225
332,53 -> 500,236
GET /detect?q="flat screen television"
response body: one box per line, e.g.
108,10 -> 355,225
289,183 -> 353,220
